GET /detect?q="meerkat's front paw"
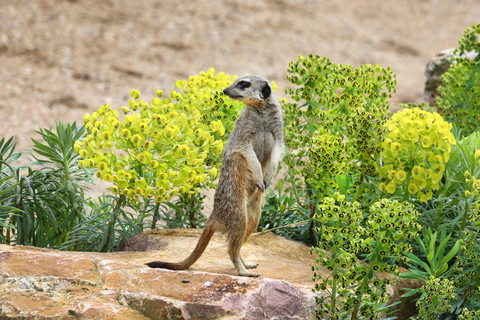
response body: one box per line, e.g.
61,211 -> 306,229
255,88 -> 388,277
264,179 -> 271,190
256,182 -> 265,192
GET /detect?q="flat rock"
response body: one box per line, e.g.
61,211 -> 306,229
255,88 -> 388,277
0,230 -> 420,319
0,230 -> 322,319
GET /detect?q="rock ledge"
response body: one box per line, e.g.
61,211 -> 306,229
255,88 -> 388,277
0,230 -> 320,319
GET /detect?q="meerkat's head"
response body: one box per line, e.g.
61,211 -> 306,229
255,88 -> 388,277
223,74 -> 274,107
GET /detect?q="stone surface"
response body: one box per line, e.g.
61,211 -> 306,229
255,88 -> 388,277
121,229 -> 323,287
0,229 -> 421,319
0,231 -> 321,319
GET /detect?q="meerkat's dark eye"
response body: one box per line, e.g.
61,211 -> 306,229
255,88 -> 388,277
237,81 -> 251,89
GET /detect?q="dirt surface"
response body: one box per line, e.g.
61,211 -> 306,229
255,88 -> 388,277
1,0 -> 479,156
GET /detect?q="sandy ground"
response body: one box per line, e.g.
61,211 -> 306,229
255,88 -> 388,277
0,0 -> 479,196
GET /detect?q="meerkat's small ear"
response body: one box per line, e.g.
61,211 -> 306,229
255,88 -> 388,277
260,82 -> 271,100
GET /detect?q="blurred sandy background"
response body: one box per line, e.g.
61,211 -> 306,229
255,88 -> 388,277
0,0 -> 478,160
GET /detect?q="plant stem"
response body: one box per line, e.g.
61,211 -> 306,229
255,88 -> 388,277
331,273 -> 337,316
306,181 -> 317,244
150,202 -> 160,229
403,173 -> 412,202
330,247 -> 339,316
432,173 -> 450,231
101,194 -> 125,252
189,193 -> 196,228
459,200 -> 470,233
351,260 -> 376,320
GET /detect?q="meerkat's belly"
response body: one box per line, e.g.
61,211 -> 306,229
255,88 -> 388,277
253,129 -> 274,167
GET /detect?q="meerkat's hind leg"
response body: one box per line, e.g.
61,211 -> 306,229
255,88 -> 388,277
228,233 -> 259,277
234,253 -> 260,277
238,191 -> 263,270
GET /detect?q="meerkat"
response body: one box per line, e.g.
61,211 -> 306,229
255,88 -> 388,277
146,74 -> 285,277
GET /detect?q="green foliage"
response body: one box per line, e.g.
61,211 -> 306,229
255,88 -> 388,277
311,196 -> 420,319
299,40 -> 479,318
433,131 -> 480,228
448,204 -> 480,317
257,180 -> 311,242
0,138 -> 23,240
0,122 -> 149,252
410,130 -> 480,250
0,122 -> 92,248
382,111 -> 480,320
282,55 -> 394,243
308,106 -> 387,202
60,194 -> 144,252
436,23 -> 480,136
400,227 -> 460,287
76,69 -> 245,229
0,137 -> 22,164
459,309 -> 480,320
411,237 -> 480,320
162,192 -> 207,229
283,55 -> 395,194
399,140 -> 480,317
413,277 -> 457,319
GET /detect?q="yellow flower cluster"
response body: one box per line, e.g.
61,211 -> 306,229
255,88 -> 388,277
380,108 -> 456,202
75,69 -> 237,205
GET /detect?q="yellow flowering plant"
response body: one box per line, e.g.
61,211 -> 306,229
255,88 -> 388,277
312,195 -> 420,319
379,107 -> 456,202
281,54 -> 394,244
436,23 -> 480,137
75,69 -> 244,226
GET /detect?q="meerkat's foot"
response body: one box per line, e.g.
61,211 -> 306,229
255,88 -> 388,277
243,261 -> 259,269
240,254 -> 258,269
239,270 -> 260,277
234,256 -> 260,277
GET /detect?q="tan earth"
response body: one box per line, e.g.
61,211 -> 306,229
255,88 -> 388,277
0,0 -> 478,163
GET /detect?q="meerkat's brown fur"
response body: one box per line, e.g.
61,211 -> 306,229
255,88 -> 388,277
146,74 -> 284,277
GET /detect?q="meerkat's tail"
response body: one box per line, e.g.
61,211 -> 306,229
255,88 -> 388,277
146,220 -> 218,270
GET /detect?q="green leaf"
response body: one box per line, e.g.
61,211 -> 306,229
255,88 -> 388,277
427,251 -> 435,266
436,262 -> 449,277
435,228 -> 451,262
398,270 -> 427,281
405,252 -> 433,275
427,230 -> 437,256
0,206 -> 23,213
400,288 -> 422,298
0,183 -> 19,196
438,240 -> 460,269
415,233 -> 428,254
